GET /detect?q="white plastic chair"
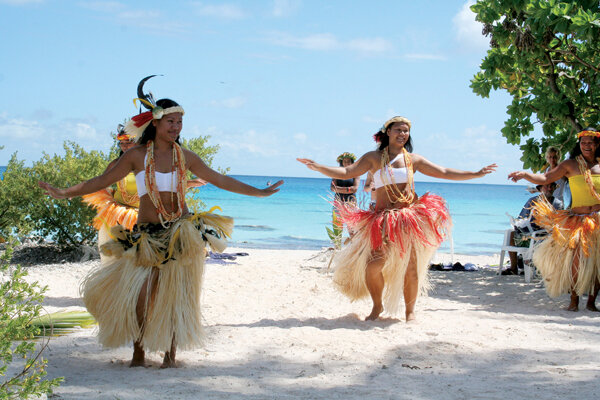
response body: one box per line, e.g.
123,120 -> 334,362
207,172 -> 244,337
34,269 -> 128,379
498,213 -> 546,283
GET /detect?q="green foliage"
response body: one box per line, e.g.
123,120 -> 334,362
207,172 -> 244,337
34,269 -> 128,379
0,243 -> 63,398
471,0 -> 600,170
0,155 -> 34,240
27,142 -> 110,246
182,135 -> 228,211
326,212 -> 343,249
30,311 -> 96,338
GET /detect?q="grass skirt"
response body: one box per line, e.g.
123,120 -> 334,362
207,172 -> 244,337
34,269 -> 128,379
82,189 -> 138,230
81,212 -> 233,352
333,193 -> 451,315
531,198 -> 600,297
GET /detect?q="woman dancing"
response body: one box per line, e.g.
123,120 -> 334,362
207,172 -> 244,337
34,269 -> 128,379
82,123 -> 206,231
509,129 -> 600,311
298,116 -> 496,321
39,84 -> 282,368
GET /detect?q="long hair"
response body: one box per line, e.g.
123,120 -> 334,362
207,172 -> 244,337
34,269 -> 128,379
373,122 -> 413,153
569,128 -> 600,159
138,98 -> 182,145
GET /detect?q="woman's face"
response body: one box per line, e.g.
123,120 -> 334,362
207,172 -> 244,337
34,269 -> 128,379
119,140 -> 135,152
153,112 -> 183,143
342,158 -> 353,167
545,150 -> 559,167
387,122 -> 410,147
579,136 -> 599,159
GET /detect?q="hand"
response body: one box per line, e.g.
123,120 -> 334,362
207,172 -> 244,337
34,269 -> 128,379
187,178 -> 207,189
508,171 -> 525,182
259,180 -> 284,197
38,181 -> 68,199
478,163 -> 497,176
297,158 -> 319,171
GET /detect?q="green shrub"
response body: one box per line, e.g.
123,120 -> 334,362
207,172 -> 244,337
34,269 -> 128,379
0,154 -> 34,241
0,243 -> 63,398
26,142 -> 110,246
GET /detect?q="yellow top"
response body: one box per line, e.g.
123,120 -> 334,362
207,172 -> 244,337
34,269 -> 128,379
568,175 -> 600,208
113,172 -> 140,208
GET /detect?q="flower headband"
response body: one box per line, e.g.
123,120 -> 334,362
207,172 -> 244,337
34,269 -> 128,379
123,75 -> 185,142
373,116 -> 412,143
337,152 -> 356,163
115,123 -> 133,142
577,130 -> 600,139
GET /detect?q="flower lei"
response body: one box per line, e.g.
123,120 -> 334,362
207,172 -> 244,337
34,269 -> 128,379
116,177 -> 139,207
576,155 -> 600,203
379,147 -> 415,204
144,141 -> 187,225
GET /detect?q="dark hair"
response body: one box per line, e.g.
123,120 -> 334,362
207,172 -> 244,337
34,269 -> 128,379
373,122 -> 413,152
569,128 -> 600,159
138,98 -> 182,145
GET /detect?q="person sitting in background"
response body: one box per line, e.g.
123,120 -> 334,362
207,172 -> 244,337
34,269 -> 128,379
502,182 -> 559,275
543,146 -> 568,209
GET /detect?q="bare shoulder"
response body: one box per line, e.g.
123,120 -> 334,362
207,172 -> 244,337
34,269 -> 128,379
408,152 -> 425,163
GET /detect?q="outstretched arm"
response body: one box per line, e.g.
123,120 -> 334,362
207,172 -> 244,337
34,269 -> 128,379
39,151 -> 135,199
186,150 -> 282,197
508,160 -> 570,184
412,154 -> 497,181
297,152 -> 375,180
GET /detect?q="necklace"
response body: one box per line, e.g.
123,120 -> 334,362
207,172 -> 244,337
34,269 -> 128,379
144,141 -> 187,226
116,175 -> 139,206
379,147 -> 415,204
576,155 -> 600,203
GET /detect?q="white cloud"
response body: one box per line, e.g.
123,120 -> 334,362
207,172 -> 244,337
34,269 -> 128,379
209,96 -> 247,109
346,38 -> 393,53
271,0 -> 300,17
192,2 -> 246,19
268,32 -> 338,51
293,133 -> 307,143
453,1 -> 489,52
266,32 -> 393,54
404,53 -> 446,61
0,117 -> 44,140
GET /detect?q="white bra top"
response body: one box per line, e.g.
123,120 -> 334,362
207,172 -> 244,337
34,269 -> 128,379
135,154 -> 179,197
372,153 -> 408,189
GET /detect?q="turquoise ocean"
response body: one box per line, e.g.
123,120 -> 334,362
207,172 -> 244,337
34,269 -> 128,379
191,175 -> 531,256
1,166 -> 531,255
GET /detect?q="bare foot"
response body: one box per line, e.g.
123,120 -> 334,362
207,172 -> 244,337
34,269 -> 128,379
566,302 -> 579,312
130,346 -> 146,368
405,312 -> 416,322
160,351 -> 177,368
586,302 -> 599,312
365,304 -> 383,321
566,294 -> 579,312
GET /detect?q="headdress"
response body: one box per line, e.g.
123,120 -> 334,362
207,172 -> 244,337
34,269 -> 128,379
124,75 -> 185,142
373,116 -> 412,143
577,129 -> 600,139
336,152 -> 356,163
115,122 -> 133,142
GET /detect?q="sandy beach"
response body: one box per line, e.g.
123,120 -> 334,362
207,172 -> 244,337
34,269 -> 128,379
16,247 -> 600,399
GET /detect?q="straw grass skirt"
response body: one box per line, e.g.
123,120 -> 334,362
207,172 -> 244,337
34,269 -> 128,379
333,193 -> 451,315
81,212 -> 233,352
531,198 -> 600,297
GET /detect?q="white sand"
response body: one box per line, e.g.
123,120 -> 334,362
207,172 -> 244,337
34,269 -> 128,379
20,248 -> 600,399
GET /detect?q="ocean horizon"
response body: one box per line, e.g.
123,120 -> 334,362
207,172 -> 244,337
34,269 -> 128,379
1,167 -> 531,255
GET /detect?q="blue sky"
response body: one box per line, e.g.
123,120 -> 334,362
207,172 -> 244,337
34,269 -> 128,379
0,0 -> 531,184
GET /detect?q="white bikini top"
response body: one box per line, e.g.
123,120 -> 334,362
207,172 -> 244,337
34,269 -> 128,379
135,154 -> 179,197
372,153 -> 408,189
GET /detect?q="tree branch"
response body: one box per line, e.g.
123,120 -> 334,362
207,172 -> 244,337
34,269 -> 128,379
544,51 -> 583,132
